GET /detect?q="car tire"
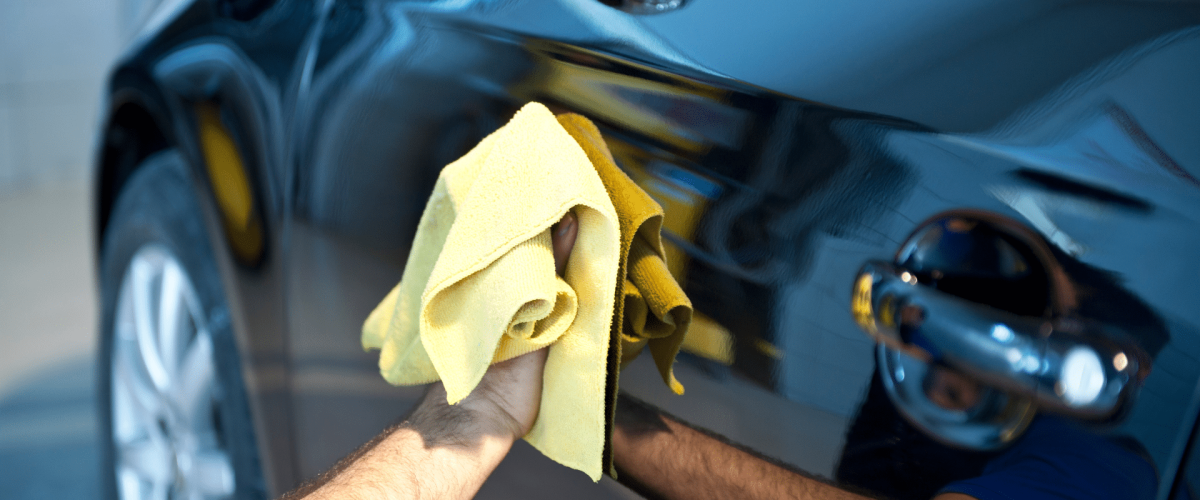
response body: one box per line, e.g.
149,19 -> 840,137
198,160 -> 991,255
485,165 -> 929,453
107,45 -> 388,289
97,150 -> 265,500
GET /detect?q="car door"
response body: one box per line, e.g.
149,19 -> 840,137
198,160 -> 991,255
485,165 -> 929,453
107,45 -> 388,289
281,0 -> 903,490
142,0 -> 319,493
284,1 -> 1200,499
282,2 -> 642,495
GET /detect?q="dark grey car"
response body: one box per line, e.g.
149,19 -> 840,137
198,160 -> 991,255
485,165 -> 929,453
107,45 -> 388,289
94,0 -> 1200,498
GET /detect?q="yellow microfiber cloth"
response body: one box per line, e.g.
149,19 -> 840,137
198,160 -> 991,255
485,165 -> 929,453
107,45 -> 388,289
554,114 -> 693,475
556,114 -> 691,390
361,103 -> 692,481
361,102 -> 620,480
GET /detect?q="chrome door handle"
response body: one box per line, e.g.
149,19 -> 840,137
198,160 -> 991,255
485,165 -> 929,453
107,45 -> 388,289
853,260 -> 1145,418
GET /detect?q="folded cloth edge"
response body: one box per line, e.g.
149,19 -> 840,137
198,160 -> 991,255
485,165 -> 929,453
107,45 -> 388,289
362,102 -> 621,482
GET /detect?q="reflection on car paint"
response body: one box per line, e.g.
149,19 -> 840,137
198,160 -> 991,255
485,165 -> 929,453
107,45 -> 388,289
196,102 -> 266,265
98,0 -> 1200,497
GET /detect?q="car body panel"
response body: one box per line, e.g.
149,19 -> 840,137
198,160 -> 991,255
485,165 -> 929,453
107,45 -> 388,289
104,0 -> 318,490
95,0 -> 1200,497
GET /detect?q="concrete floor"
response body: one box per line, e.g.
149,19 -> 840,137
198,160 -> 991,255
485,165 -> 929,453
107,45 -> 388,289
0,180 -> 99,498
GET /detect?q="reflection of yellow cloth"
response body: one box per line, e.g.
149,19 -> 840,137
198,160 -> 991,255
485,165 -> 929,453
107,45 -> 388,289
555,114 -> 693,475
361,102 -> 620,481
556,114 -> 691,391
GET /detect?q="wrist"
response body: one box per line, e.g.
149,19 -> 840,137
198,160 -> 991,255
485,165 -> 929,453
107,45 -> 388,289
391,423 -> 513,471
342,422 -> 508,500
408,382 -> 522,447
377,384 -> 515,498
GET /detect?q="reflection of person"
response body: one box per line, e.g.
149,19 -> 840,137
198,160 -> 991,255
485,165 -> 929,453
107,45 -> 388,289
830,214 -> 1167,500
836,365 -> 1158,500
937,413 -> 1158,500
923,365 -> 983,411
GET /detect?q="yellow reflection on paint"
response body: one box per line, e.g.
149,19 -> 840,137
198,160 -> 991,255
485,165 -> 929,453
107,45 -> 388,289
852,273 -> 876,335
680,312 -> 735,365
196,102 -> 263,263
197,103 -> 252,230
754,338 -> 783,360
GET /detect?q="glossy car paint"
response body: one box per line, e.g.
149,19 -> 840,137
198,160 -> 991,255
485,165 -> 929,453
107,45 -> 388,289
95,0 -> 1200,498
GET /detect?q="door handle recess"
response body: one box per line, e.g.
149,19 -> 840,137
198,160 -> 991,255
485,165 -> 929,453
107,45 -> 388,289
853,260 -> 1145,419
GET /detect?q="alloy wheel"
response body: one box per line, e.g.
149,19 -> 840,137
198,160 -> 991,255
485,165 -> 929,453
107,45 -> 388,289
110,244 -> 236,500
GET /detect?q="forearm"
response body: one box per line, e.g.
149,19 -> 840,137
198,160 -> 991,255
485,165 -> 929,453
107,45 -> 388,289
303,426 -> 509,500
280,216 -> 575,500
282,382 -> 517,500
612,394 -> 871,500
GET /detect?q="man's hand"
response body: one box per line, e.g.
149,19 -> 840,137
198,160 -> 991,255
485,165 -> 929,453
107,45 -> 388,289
284,212 -> 577,500
425,209 -> 577,440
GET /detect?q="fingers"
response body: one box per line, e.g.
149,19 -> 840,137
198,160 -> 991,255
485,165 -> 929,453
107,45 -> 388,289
551,211 -> 578,277
493,347 -> 550,379
474,348 -> 550,439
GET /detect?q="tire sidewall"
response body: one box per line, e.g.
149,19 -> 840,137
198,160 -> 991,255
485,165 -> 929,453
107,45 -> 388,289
97,150 -> 264,499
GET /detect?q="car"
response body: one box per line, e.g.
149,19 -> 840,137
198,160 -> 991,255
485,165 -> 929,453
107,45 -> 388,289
93,0 -> 1200,498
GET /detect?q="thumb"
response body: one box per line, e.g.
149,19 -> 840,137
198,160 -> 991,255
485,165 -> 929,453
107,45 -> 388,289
551,211 -> 578,277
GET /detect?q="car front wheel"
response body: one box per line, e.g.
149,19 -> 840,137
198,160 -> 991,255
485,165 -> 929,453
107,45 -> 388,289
98,150 -> 264,500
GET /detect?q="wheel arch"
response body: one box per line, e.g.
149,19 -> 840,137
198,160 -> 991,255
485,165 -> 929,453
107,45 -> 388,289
95,67 -> 175,254
94,40 -> 301,495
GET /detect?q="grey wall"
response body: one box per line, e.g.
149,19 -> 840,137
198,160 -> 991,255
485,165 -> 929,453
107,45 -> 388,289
0,0 -> 154,191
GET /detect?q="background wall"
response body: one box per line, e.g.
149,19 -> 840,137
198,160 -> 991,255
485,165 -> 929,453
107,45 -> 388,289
0,1 -> 157,497
0,0 -> 154,190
